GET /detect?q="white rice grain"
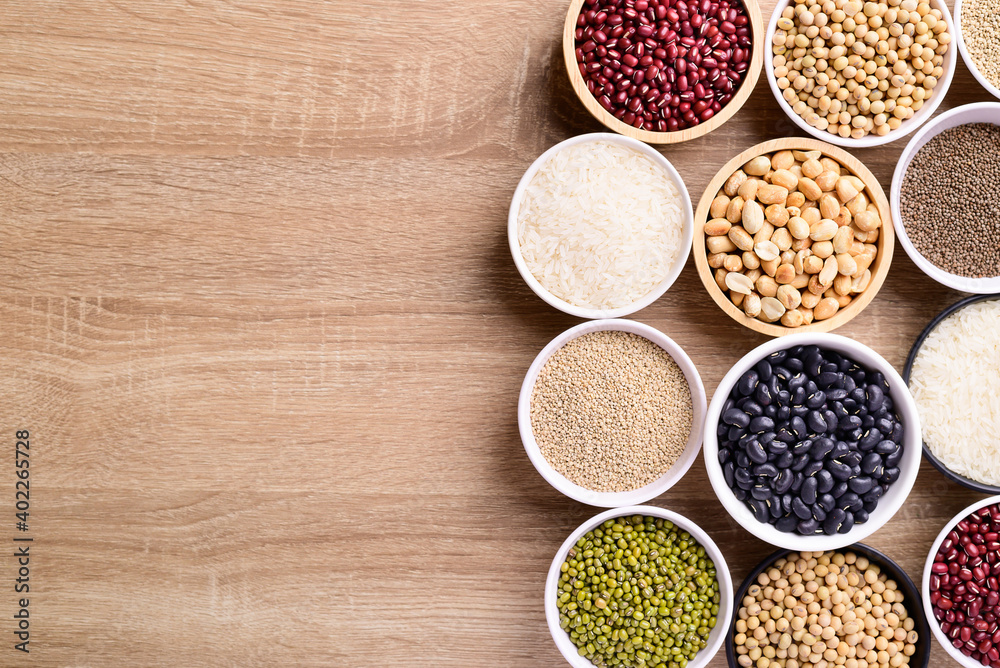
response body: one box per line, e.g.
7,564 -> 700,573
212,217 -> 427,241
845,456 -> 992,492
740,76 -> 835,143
517,141 -> 683,310
909,300 -> 1000,486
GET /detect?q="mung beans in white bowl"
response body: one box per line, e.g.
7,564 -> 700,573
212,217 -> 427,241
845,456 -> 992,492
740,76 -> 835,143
546,505 -> 732,668
508,133 -> 693,319
518,319 -> 706,507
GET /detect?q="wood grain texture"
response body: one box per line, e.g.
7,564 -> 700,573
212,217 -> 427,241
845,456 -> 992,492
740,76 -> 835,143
0,0 -> 996,665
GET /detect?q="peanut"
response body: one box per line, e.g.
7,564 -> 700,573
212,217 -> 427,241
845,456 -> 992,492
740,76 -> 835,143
771,150 -> 796,171
757,183 -> 789,205
744,156 -> 771,176
772,169 -> 799,191
772,228 -> 793,251
798,177 -> 823,201
724,254 -> 744,272
742,200 -> 766,234
724,169 -> 748,196
776,284 -> 803,310
810,219 -> 839,241
707,235 -> 738,254
788,217 -> 810,240
836,177 -> 860,203
738,177 -> 760,202
710,194 -> 731,218
781,309 -> 805,328
743,292 -> 762,317
814,297 -> 840,320
815,170 -> 839,192
765,203 -> 790,227
760,296 -> 787,322
705,218 -> 733,236
742,251 -> 761,271
708,252 -> 728,269
726,196 -> 745,223
819,194 -> 840,219
726,272 -> 755,295
801,290 -> 822,309
775,264 -> 796,284
756,275 -> 779,298
754,240 -> 780,262
729,226 -> 754,252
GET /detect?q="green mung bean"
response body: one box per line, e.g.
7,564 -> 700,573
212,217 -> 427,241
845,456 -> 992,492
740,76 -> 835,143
556,515 -> 719,668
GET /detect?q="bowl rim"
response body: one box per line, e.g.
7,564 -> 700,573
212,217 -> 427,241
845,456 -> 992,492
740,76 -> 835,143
702,332 -> 922,550
922,495 -> 1000,667
691,137 -> 894,337
561,0 -> 765,144
508,132 -> 694,319
726,543 -> 931,668
953,0 -> 1000,102
889,102 -> 1000,294
763,0 -> 957,148
902,293 -> 1000,494
545,505 -> 734,668
519,319 -> 708,507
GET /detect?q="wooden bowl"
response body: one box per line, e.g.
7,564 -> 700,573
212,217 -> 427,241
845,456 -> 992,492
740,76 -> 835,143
692,137 -> 894,337
562,0 -> 764,144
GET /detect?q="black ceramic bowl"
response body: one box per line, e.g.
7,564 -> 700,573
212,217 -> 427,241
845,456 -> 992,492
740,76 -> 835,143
725,543 -> 931,668
902,294 -> 1000,495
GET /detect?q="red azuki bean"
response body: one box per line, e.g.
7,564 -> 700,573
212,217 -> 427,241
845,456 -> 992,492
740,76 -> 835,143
574,0 -> 751,132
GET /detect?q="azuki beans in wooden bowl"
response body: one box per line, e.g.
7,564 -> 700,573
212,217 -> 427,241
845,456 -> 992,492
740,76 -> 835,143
563,0 -> 765,144
693,137 -> 893,336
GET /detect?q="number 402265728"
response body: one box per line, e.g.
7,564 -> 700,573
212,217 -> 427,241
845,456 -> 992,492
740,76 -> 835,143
15,430 -> 29,527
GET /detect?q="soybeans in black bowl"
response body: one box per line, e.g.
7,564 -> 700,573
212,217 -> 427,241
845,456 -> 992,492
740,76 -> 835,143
703,333 -> 922,551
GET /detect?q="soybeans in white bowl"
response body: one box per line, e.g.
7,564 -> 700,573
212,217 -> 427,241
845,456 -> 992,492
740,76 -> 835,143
764,0 -> 956,148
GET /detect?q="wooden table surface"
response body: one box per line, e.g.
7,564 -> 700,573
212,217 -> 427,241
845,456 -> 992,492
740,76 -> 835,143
0,1 -> 995,665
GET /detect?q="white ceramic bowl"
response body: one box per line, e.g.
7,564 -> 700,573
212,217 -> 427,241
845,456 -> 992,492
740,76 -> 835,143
954,0 -> 1000,101
891,102 -> 1000,293
519,319 -> 707,507
922,496 -> 1000,667
508,133 -> 694,319
764,0 -> 957,148
545,505 -> 733,668
703,333 -> 922,551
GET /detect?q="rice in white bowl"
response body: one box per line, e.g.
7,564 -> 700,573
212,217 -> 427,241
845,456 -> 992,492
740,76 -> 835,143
516,141 -> 683,310
909,299 -> 1000,485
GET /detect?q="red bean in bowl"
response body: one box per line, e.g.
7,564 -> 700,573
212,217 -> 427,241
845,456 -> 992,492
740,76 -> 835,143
574,0 -> 753,132
929,502 -> 1000,667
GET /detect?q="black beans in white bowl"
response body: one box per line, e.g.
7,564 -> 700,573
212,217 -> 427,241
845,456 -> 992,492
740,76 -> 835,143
703,333 -> 922,551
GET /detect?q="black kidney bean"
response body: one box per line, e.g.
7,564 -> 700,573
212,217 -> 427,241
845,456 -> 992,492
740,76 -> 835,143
824,508 -> 848,535
717,345 -> 905,536
792,496 -> 811,520
797,518 -> 819,534
818,493 -> 836,512
848,476 -> 874,495
775,450 -> 794,470
801,477 -> 818,505
776,516 -> 798,532
738,369 -> 758,396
